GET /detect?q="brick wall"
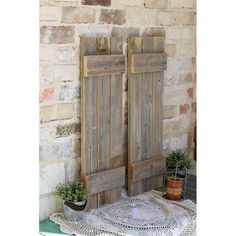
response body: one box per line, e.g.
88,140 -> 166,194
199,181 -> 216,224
39,0 -> 196,220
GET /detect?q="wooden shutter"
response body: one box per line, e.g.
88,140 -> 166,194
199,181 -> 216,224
80,37 -> 125,210
128,36 -> 167,197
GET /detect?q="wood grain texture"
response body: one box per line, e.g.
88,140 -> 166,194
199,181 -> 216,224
131,53 -> 167,73
130,156 -> 166,183
109,37 -> 124,203
128,36 -> 166,197
81,37 -> 98,210
85,167 -> 125,195
96,37 -> 110,207
128,37 -> 142,197
141,36 -> 154,193
81,37 -> 125,209
83,55 -> 125,76
152,37 -> 165,191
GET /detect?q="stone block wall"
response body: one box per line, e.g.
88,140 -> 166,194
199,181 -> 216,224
39,0 -> 196,220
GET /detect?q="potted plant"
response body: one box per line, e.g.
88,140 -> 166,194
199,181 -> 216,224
166,149 -> 191,177
165,149 -> 192,200
56,180 -> 87,221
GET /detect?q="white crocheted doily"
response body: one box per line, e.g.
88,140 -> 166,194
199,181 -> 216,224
50,190 -> 196,236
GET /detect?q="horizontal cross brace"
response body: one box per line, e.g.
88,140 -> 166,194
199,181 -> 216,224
131,53 -> 167,73
83,54 -> 125,77
130,156 -> 166,183
84,166 -> 125,195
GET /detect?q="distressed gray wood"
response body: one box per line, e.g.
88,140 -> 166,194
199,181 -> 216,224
130,156 -> 166,183
141,37 -> 154,193
81,37 -> 98,210
128,36 -> 166,197
128,37 -> 142,197
81,37 -> 125,209
84,55 -> 125,76
152,37 -> 165,190
131,53 -> 167,73
85,167 -> 125,195
97,37 -> 110,207
109,37 -> 124,203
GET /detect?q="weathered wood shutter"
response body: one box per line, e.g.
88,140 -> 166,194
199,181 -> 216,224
128,36 -> 167,197
80,37 -> 125,209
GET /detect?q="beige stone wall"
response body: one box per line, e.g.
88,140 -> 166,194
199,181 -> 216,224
39,0 -> 196,220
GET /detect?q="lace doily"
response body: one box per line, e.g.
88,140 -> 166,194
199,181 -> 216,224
50,190 -> 196,236
96,197 -> 175,230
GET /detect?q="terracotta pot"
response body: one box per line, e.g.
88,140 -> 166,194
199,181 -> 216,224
166,176 -> 183,200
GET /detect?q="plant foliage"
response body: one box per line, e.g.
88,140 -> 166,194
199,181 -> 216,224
56,181 -> 87,203
166,149 -> 192,170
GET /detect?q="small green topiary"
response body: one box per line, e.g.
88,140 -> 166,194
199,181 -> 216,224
166,149 -> 192,170
56,181 -> 87,203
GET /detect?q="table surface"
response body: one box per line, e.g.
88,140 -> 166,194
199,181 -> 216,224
39,174 -> 196,235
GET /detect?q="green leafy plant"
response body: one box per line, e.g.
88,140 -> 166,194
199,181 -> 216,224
56,181 -> 87,203
166,149 -> 192,170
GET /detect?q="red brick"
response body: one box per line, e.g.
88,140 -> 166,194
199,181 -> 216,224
179,104 -> 190,114
187,87 -> 193,98
82,0 -> 111,6
40,87 -> 54,102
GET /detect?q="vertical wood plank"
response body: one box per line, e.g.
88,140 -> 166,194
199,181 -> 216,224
109,37 -> 123,203
141,37 -> 154,193
80,37 -> 90,209
152,37 -> 164,190
152,75 -> 163,156
83,38 -> 98,209
128,37 -> 142,196
96,37 -> 111,207
153,37 -> 164,155
80,38 -> 97,209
